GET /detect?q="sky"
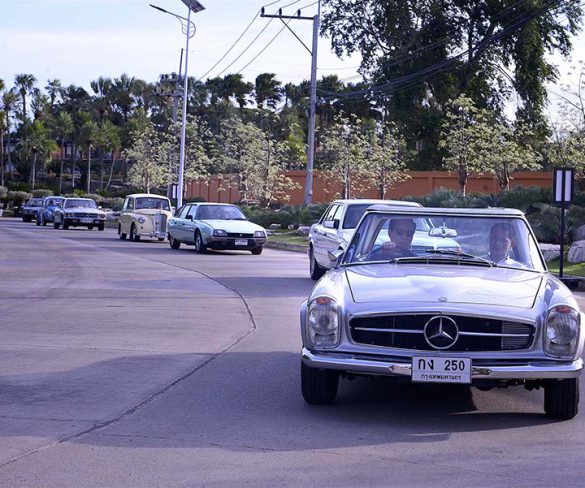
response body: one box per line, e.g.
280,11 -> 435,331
0,0 -> 583,116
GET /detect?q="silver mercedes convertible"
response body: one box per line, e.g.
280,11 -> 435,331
300,205 -> 583,420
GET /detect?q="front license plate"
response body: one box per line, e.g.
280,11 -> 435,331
235,239 -> 248,246
81,218 -> 93,223
411,356 -> 471,384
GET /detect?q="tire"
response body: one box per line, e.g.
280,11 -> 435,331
98,223 -> 105,231
309,246 -> 326,281
301,362 -> 339,405
36,217 -> 41,226
194,231 -> 206,254
62,220 -> 69,230
544,378 -> 579,420
129,224 -> 140,242
54,221 -> 60,229
169,234 -> 181,249
158,237 -> 165,241
42,220 -> 47,226
87,225 -> 94,230
23,216 -> 32,223
118,224 -> 127,240
251,246 -> 263,255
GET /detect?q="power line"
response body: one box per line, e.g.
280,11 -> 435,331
198,0 -> 289,80
237,19 -> 293,74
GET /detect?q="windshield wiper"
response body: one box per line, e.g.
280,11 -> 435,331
424,249 -> 494,267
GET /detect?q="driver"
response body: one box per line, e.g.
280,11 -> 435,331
368,218 -> 417,260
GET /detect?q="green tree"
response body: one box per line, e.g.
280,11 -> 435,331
14,73 -> 37,140
49,112 -> 74,193
1,89 -> 19,180
27,120 -> 58,189
320,113 -> 371,199
45,79 -> 62,112
79,116 -> 99,193
254,73 -> 282,110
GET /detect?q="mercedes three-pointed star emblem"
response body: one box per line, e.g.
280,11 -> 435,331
423,315 -> 459,350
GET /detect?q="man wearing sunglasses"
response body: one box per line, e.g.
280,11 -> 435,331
368,218 -> 417,260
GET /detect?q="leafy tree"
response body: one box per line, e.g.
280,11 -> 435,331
320,113 -> 371,199
78,116 -> 99,193
124,122 -> 172,193
14,73 -> 36,140
1,89 -> 19,179
254,73 -> 282,110
48,112 -> 74,193
321,0 -> 584,168
45,79 -> 62,112
26,120 -> 58,189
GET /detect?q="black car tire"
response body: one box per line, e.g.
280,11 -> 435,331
309,246 -> 326,281
36,217 -> 41,226
158,237 -> 165,241
251,246 -> 263,255
54,221 -> 60,229
88,225 -> 94,230
130,224 -> 140,242
23,216 -> 32,223
194,231 -> 206,254
42,220 -> 47,226
118,224 -> 127,240
544,378 -> 579,420
169,234 -> 181,249
98,223 -> 105,231
301,362 -> 339,405
63,220 -> 69,230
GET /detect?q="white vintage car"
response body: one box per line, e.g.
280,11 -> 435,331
301,205 -> 583,420
118,193 -> 173,242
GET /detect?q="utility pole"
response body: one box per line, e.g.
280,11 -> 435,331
261,0 -> 321,205
156,49 -> 184,199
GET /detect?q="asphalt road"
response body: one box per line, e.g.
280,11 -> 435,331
1,217 -> 584,487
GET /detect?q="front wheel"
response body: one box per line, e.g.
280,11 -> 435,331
194,231 -> 206,254
54,221 -> 60,229
301,362 -> 339,405
251,246 -> 263,255
98,223 -> 105,231
544,378 -> 579,420
169,234 -> 181,249
129,224 -> 140,242
62,220 -> 69,230
36,217 -> 41,226
118,224 -> 127,240
309,246 -> 326,280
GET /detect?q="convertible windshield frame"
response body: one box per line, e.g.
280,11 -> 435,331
341,208 -> 546,272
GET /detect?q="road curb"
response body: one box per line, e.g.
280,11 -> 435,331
265,241 -> 308,253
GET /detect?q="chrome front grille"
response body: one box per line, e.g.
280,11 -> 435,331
227,232 -> 253,238
154,213 -> 168,233
349,314 -> 535,352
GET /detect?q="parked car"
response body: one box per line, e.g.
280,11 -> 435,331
53,198 -> 106,230
308,199 -> 459,280
300,205 -> 583,420
167,202 -> 267,254
118,193 -> 172,242
36,196 -> 65,226
21,198 -> 45,223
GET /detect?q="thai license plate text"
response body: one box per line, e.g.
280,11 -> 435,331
411,356 -> 471,384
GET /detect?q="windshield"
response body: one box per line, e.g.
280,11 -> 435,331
197,205 -> 246,220
343,211 -> 544,272
27,199 -> 44,206
135,197 -> 170,211
64,199 -> 97,209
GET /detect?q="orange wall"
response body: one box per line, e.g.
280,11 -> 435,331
185,171 -> 553,204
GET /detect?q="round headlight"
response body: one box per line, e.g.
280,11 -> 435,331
307,296 -> 339,348
545,305 -> 579,357
137,216 -> 146,224
254,231 -> 266,238
213,229 -> 228,237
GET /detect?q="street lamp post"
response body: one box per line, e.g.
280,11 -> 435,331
150,0 -> 205,209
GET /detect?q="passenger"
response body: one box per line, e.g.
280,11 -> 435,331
488,222 -> 524,267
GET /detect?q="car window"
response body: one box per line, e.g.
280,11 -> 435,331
343,204 -> 371,229
178,206 -> 190,219
64,199 -> 97,209
128,198 -> 135,210
318,204 -> 334,224
197,205 -> 246,220
28,199 -> 44,206
187,205 -> 198,219
135,197 -> 171,211
324,204 -> 340,222
122,198 -> 129,211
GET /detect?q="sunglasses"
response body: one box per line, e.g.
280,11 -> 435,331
391,228 -> 415,237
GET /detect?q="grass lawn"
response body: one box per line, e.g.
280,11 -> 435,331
546,258 -> 585,277
267,229 -> 309,246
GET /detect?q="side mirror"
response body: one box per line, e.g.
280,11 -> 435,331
186,215 -> 193,221
98,206 -> 103,210
328,249 -> 344,266
323,219 -> 340,229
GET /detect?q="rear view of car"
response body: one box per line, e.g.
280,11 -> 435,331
53,198 -> 106,231
21,198 -> 45,223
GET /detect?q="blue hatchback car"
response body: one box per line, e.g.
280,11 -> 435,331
36,196 -> 65,226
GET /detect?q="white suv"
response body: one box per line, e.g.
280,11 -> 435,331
308,199 -> 421,280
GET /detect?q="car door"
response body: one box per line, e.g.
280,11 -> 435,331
169,205 -> 190,242
313,203 -> 342,267
183,205 -> 199,243
119,197 -> 131,233
320,204 -> 345,262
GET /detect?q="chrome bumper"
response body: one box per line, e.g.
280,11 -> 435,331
139,232 -> 167,238
302,347 -> 583,380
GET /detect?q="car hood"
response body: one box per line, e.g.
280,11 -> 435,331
345,265 -> 543,309
201,219 -> 264,233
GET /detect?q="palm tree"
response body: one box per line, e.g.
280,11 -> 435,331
254,73 -> 282,110
27,120 -> 58,189
14,73 -> 37,140
45,79 -> 62,112
1,89 -> 19,179
90,76 -> 113,122
49,112 -> 74,193
79,117 -> 99,193
0,108 -> 5,187
97,120 -> 121,190
31,88 -> 50,122
60,84 -> 90,188
112,74 -> 135,122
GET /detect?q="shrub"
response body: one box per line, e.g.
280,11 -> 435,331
7,191 -> 32,207
101,197 -> 124,211
82,193 -> 104,203
0,186 -> 7,204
